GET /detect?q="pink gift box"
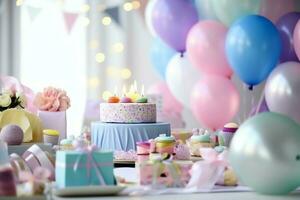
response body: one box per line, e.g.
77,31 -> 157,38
38,110 -> 67,141
136,160 -> 193,187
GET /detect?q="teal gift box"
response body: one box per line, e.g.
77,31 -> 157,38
55,150 -> 114,188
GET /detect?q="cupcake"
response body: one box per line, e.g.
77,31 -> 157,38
218,123 -> 238,147
43,129 -> 60,146
188,133 -> 214,156
136,141 -> 151,155
154,134 -> 176,154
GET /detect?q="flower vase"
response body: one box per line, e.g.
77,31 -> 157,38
37,110 -> 67,142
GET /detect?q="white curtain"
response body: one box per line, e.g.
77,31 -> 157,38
0,0 -> 20,77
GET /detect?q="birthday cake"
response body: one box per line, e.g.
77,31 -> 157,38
100,103 -> 156,123
92,82 -> 170,151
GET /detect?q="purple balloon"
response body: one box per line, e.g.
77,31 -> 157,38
249,97 -> 269,117
151,0 -> 198,53
276,12 -> 300,62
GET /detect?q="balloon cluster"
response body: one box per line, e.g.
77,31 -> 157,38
145,0 -> 300,195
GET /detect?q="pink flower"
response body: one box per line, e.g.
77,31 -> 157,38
34,87 -> 70,112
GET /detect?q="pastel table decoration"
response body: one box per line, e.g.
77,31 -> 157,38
0,124 -> 24,145
154,134 -> 176,154
137,155 -> 193,187
136,141 -> 151,155
92,122 -> 170,151
0,140 -> 16,196
120,96 -> 132,103
34,87 -> 70,141
43,129 -> 60,146
55,145 -> 114,188
108,96 -> 120,103
171,129 -> 193,144
22,144 -> 55,181
136,96 -> 148,103
0,109 -> 32,142
188,131 -> 214,157
218,122 -> 238,147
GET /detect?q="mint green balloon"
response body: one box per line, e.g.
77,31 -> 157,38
212,0 -> 261,26
229,112 -> 300,195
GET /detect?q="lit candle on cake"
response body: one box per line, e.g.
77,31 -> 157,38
136,85 -> 148,103
120,86 -> 132,103
127,81 -> 140,102
108,87 -> 120,103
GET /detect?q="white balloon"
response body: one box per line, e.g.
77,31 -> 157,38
145,0 -> 158,37
166,54 -> 202,108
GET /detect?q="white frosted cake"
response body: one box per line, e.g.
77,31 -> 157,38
100,103 -> 156,123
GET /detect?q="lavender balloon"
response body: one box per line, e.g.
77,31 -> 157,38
265,61 -> 300,124
151,0 -> 198,53
276,12 -> 300,62
249,97 -> 269,117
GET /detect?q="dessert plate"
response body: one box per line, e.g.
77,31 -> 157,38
54,185 -> 126,197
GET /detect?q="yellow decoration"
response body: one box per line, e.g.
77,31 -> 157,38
16,0 -> 23,6
89,40 -> 99,49
81,4 -> 90,12
0,109 -> 32,142
120,68 -> 131,79
43,129 -> 60,136
112,42 -> 124,53
132,1 -> 141,9
102,90 -> 113,101
25,112 -> 43,142
95,52 -> 105,63
79,17 -> 90,27
123,2 -> 133,12
102,16 -> 112,26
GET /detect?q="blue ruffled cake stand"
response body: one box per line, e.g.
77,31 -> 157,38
91,122 -> 170,151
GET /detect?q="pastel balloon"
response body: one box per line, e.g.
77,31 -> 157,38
293,19 -> 300,60
212,0 -> 260,26
230,112 -> 300,195
260,0 -> 295,23
166,54 -> 202,108
190,75 -> 240,130
265,62 -> 300,124
147,81 -> 183,113
150,38 -> 176,79
187,20 -> 232,77
145,0 -> 158,37
276,12 -> 300,62
194,0 -> 217,20
151,0 -> 198,52
225,15 -> 281,87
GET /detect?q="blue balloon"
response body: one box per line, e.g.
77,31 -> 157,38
225,15 -> 281,88
150,38 -> 176,79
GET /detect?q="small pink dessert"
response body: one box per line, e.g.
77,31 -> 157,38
136,141 -> 151,155
120,96 -> 132,103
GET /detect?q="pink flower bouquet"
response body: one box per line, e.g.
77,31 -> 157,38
34,87 -> 71,142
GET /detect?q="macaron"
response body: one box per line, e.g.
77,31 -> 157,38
0,125 -> 24,145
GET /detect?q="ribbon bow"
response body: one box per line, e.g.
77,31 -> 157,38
73,144 -> 106,186
19,167 -> 51,195
149,154 -> 183,188
186,148 -> 228,190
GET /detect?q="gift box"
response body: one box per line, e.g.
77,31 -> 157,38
55,150 -> 114,188
136,160 -> 193,187
38,110 -> 67,141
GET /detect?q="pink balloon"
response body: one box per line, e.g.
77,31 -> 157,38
293,20 -> 300,60
186,20 -> 233,77
190,75 -> 240,130
260,0 -> 295,23
147,81 -> 183,113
